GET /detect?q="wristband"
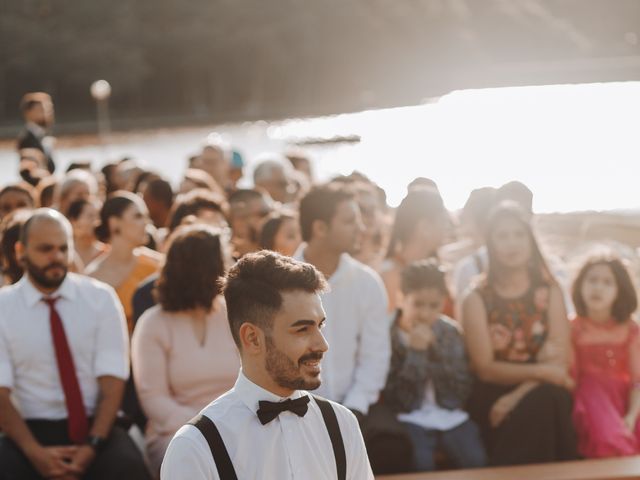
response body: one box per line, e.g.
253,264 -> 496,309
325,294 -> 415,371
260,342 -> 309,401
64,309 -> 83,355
85,435 -> 107,453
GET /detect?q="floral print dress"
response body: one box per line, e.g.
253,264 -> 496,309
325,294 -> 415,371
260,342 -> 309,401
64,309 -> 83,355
480,281 -> 550,363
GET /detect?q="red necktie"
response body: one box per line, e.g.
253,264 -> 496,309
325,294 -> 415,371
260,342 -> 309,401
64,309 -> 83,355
43,297 -> 89,444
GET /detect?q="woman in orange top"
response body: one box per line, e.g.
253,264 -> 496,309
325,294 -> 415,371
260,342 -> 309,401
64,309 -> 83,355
86,191 -> 163,332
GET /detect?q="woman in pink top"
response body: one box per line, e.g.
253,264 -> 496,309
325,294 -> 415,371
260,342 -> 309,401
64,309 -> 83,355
132,225 -> 239,475
571,252 -> 640,458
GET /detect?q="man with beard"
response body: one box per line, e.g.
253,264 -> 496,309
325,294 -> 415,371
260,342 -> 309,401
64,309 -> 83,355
293,184 -> 390,420
17,93 -> 57,174
0,209 -> 151,480
161,251 -> 373,479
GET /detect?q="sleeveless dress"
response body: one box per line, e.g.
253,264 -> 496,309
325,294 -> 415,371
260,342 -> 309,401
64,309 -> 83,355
466,280 -> 578,465
115,250 -> 161,333
572,316 -> 640,458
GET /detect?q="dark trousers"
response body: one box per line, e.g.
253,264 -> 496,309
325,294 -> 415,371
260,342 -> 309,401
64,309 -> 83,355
0,419 -> 151,480
467,381 -> 579,466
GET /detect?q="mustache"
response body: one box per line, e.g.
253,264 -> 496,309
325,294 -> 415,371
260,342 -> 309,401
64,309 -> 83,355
44,263 -> 67,271
298,351 -> 324,364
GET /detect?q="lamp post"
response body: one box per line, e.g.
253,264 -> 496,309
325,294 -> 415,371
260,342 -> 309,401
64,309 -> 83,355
90,80 -> 112,146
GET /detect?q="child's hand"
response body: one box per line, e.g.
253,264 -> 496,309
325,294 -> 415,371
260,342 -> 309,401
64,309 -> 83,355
489,393 -> 518,428
623,413 -> 638,432
409,322 -> 434,351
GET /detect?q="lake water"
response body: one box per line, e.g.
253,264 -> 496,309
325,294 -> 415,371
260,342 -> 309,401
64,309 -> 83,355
2,81 -> 639,213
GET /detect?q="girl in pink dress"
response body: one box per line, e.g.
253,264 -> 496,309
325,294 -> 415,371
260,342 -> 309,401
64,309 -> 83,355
571,253 -> 640,458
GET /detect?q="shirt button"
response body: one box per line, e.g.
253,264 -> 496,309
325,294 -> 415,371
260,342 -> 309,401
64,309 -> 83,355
606,349 -> 614,358
609,359 -> 617,366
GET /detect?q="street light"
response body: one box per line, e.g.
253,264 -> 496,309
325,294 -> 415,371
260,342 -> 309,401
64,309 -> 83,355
90,80 -> 112,145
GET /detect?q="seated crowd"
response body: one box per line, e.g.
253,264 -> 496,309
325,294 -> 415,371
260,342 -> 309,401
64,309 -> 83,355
1,95 -> 639,479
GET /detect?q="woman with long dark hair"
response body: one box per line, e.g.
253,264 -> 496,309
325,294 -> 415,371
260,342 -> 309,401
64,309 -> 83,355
380,187 -> 448,313
462,201 -> 577,465
131,225 -> 238,475
86,191 -> 162,331
67,198 -> 108,268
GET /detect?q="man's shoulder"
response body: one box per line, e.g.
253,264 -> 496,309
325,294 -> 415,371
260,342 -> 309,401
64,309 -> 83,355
69,272 -> 114,293
68,273 -> 119,304
341,254 -> 384,285
0,281 -> 22,306
198,389 -> 242,424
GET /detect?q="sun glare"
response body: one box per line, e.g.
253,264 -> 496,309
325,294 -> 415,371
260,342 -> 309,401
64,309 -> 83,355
275,81 -> 640,212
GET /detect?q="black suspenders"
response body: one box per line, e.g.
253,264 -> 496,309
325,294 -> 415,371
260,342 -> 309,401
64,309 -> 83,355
188,414 -> 238,480
188,395 -> 346,480
314,396 -> 347,480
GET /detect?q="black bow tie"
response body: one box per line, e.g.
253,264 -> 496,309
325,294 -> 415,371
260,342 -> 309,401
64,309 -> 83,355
256,395 -> 310,425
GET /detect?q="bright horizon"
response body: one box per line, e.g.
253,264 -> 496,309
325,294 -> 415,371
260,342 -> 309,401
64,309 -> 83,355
1,80 -> 638,214
271,81 -> 640,212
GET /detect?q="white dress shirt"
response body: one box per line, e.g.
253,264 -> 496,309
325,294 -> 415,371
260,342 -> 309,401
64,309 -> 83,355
0,273 -> 129,419
452,247 -> 487,302
161,371 -> 373,480
294,245 -> 390,414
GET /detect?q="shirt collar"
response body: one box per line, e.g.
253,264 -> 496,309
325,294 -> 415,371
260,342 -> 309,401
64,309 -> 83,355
234,370 -> 304,414
19,274 -> 76,308
292,243 -> 350,285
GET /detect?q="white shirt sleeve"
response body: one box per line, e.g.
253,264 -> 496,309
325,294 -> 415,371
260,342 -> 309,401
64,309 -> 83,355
0,320 -> 13,388
93,287 -> 129,380
453,255 -> 479,302
160,428 -> 220,480
342,271 -> 390,414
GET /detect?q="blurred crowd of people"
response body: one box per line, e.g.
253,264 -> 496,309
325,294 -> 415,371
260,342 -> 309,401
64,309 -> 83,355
1,92 -> 640,479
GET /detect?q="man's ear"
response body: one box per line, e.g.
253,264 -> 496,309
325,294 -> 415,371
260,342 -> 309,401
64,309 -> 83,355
14,241 -> 25,264
311,219 -> 328,240
238,322 -> 264,355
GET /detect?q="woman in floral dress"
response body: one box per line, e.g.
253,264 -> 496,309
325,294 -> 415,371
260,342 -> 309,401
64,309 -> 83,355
462,202 -> 578,465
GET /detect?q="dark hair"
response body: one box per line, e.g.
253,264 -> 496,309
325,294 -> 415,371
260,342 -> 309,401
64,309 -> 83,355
485,201 -> 555,286
66,198 -> 92,221
259,212 -> 296,251
299,184 -> 354,242
95,191 -> 141,242
37,177 -> 56,208
156,225 -> 226,312
100,163 -> 119,195
168,189 -> 225,232
0,209 -> 32,284
0,183 -> 36,206
228,188 -> 264,206
20,92 -> 51,113
132,170 -> 157,194
145,177 -> 173,209
221,250 -> 328,347
572,253 -> 638,323
65,161 -> 91,173
462,187 -> 497,230
400,259 -> 449,297
386,187 -> 445,258
496,181 -> 533,215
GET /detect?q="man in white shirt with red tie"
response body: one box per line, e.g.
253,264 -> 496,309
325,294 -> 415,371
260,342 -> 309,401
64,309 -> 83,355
0,209 -> 150,479
161,250 -> 373,479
